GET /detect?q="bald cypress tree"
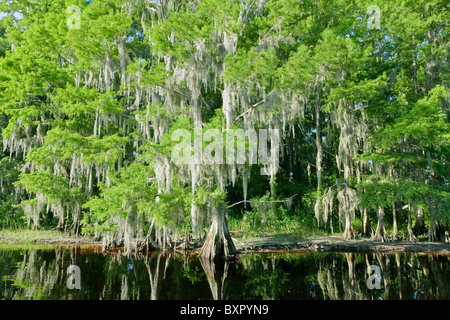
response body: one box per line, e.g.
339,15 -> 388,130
0,0 -> 448,255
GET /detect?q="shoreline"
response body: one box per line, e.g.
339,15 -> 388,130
233,235 -> 450,255
0,230 -> 448,255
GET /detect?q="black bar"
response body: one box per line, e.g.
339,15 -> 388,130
0,300 -> 446,319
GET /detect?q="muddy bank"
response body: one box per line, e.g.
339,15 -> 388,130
1,230 -> 448,255
233,235 -> 450,255
29,238 -> 102,245
0,230 -> 100,246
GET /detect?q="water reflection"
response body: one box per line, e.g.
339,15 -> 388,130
0,246 -> 448,300
316,252 -> 449,300
199,257 -> 233,300
144,253 -> 172,300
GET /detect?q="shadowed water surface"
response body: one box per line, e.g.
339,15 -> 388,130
0,246 -> 448,300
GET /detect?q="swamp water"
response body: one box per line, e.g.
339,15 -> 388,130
0,246 -> 448,300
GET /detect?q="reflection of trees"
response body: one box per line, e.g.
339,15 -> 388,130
342,253 -> 366,300
0,248 -> 448,300
317,260 -> 339,299
99,251 -> 172,300
395,254 -> 402,300
375,253 -> 391,300
317,252 -> 449,300
234,254 -> 289,300
415,254 -> 448,299
0,247 -> 79,300
430,255 -> 447,299
318,253 -> 367,300
101,254 -> 128,300
144,252 -> 172,300
199,257 -> 232,300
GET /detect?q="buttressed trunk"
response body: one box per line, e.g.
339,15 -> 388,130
374,206 -> 389,242
343,210 -> 353,240
199,202 -> 238,261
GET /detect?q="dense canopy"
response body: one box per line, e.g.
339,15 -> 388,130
0,0 -> 448,259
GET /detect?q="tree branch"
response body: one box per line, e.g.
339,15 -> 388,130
258,17 -> 283,45
234,91 -> 275,122
227,194 -> 297,209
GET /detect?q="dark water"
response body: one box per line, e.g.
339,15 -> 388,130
0,246 -> 448,300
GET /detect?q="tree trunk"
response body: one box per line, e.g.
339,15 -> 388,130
141,218 -> 169,252
190,202 -> 202,241
315,83 -> 323,228
362,207 -> 371,237
415,207 -> 425,236
427,196 -> 445,242
162,225 -> 173,249
392,201 -> 398,240
330,209 -> 334,234
373,206 -> 389,242
342,158 -> 353,239
342,186 -> 354,240
407,203 -> 416,241
412,31 -> 418,96
199,202 -> 238,261
343,210 -> 353,240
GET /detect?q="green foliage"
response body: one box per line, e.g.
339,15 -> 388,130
0,194 -> 25,229
0,0 -> 448,244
